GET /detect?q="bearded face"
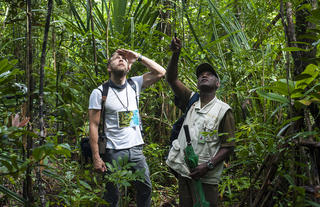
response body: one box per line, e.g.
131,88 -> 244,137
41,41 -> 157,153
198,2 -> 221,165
107,53 -> 130,77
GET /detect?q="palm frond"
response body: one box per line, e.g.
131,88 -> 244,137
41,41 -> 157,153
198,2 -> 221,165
67,0 -> 88,33
112,0 -> 128,33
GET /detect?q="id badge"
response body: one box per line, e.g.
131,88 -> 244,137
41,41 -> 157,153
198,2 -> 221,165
198,127 -> 211,144
117,110 -> 139,128
198,134 -> 206,144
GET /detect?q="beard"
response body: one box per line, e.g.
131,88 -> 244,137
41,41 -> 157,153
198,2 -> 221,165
110,65 -> 129,77
112,68 -> 128,77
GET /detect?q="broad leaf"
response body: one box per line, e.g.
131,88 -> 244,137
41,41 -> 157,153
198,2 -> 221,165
295,64 -> 319,90
0,184 -> 26,204
282,47 -> 310,52
257,90 -> 289,104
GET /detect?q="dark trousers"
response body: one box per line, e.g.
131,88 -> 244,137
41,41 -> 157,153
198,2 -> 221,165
178,175 -> 219,207
102,145 -> 152,207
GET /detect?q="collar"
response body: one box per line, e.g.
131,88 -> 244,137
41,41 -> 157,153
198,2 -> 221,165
109,79 -> 127,89
194,96 -> 217,113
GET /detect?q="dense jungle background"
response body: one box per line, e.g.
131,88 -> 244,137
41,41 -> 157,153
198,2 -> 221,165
0,0 -> 319,206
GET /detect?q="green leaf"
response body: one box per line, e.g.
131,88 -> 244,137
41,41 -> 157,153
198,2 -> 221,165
283,174 -> 295,185
256,90 -> 289,104
294,73 -> 312,81
291,88 -> 305,99
310,97 -> 320,103
112,0 -> 128,33
56,143 -> 71,151
277,122 -> 292,137
204,31 -> 241,49
265,79 -> 295,96
55,143 -> 72,157
79,180 -> 92,191
0,184 -> 26,204
295,64 -> 319,90
0,59 -> 11,73
276,116 -> 303,135
282,47 -> 310,52
298,99 -> 312,106
306,200 -> 320,207
67,0 -> 87,33
42,169 -> 65,183
106,162 -> 113,170
122,180 -> 131,187
0,159 -> 13,173
32,143 -> 55,160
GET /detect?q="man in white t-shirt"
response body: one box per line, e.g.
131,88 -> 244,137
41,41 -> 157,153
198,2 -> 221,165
88,49 -> 166,207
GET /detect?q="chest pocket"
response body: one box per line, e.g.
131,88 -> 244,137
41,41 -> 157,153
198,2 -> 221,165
202,119 -> 220,143
196,117 -> 221,160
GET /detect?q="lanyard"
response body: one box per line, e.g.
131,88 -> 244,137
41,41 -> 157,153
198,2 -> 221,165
110,85 -> 129,111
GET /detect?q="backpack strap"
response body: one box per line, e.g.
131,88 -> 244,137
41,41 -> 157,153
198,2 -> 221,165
185,92 -> 199,113
174,92 -> 199,113
127,78 -> 138,106
127,78 -> 143,132
169,92 -> 199,144
127,78 -> 136,91
102,81 -> 109,97
97,81 -> 109,134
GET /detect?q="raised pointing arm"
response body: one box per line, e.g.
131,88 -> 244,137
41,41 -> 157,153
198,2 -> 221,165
166,37 -> 192,105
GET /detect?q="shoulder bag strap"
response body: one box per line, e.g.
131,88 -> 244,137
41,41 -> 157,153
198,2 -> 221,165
127,78 -> 138,106
98,81 -> 109,134
185,92 -> 199,113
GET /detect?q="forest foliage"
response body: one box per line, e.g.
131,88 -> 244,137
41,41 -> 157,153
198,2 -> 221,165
0,0 -> 319,206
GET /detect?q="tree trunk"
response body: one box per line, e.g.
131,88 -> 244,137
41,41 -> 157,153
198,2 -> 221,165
24,0 -> 34,205
284,0 -> 318,131
39,0 -> 53,144
105,0 -> 111,60
282,0 -> 319,195
53,17 -> 58,108
37,0 -> 53,205
88,0 -> 98,75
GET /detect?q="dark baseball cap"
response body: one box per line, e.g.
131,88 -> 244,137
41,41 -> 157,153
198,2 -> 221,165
196,63 -> 219,80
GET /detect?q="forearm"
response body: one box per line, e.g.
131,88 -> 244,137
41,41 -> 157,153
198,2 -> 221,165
166,51 -> 191,102
189,145 -> 234,180
209,146 -> 234,167
89,124 -> 100,160
140,55 -> 166,78
166,51 -> 180,84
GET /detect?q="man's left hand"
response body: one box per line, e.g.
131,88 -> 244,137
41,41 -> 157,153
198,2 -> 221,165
116,49 -> 139,68
189,162 -> 208,180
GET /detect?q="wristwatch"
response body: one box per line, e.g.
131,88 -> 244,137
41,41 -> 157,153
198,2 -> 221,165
206,160 -> 214,170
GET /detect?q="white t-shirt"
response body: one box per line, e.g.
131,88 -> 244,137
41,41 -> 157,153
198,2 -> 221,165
88,76 -> 144,149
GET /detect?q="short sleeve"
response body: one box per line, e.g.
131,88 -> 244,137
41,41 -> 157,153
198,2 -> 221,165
130,75 -> 143,93
88,87 -> 102,110
218,109 -> 236,148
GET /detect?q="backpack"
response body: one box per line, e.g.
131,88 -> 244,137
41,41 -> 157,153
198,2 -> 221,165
169,92 -> 199,145
80,78 -> 138,164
